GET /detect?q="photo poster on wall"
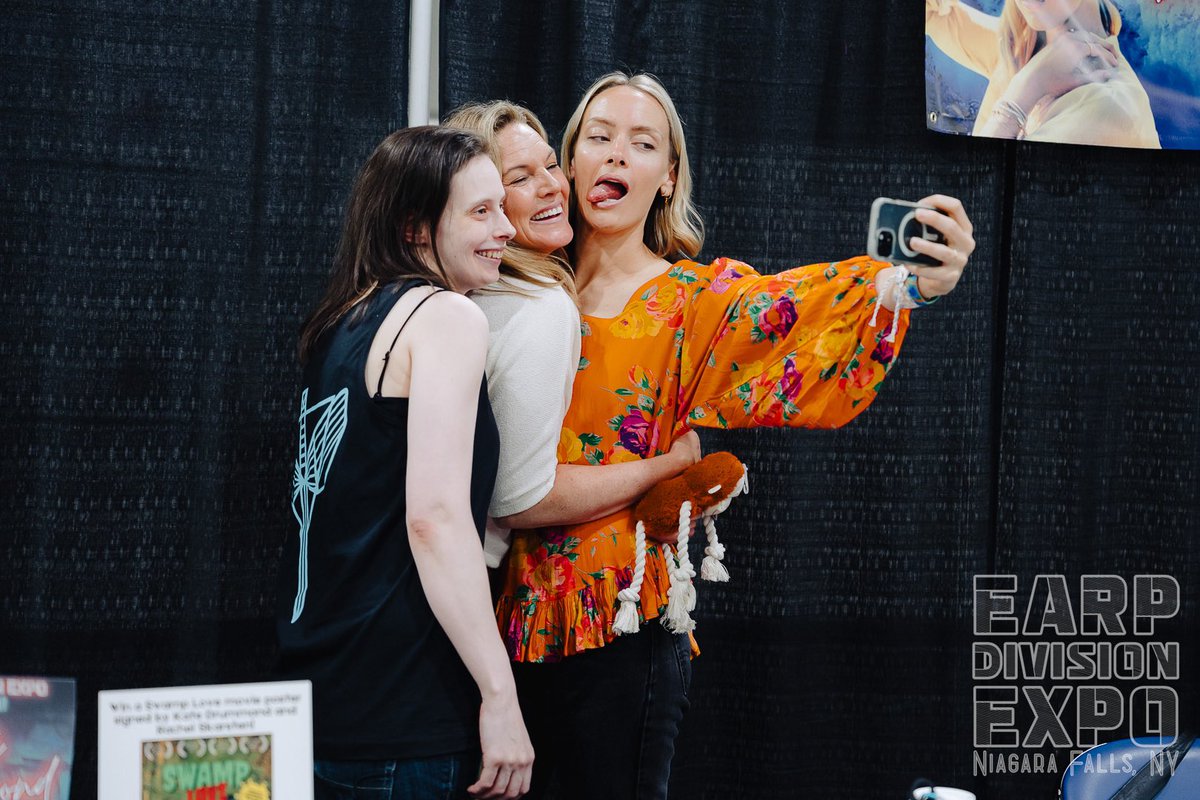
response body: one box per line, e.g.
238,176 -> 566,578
98,680 -> 312,800
925,0 -> 1200,149
0,676 -> 75,800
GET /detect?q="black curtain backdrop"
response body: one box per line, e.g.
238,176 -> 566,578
2,2 -> 409,795
440,1 -> 1199,799
0,2 -> 1196,799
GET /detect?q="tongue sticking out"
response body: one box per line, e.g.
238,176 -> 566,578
587,181 -> 626,204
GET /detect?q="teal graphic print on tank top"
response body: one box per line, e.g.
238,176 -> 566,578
290,386 -> 349,622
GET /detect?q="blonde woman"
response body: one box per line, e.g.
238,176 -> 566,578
444,102 -> 702,571
927,0 -> 1160,147
476,74 -> 973,800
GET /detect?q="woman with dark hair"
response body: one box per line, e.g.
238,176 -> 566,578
926,0 -> 1160,147
481,74 -> 975,799
276,125 -> 533,800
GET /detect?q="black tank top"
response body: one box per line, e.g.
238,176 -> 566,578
276,280 -> 500,760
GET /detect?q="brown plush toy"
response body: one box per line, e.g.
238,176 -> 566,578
613,452 -> 750,636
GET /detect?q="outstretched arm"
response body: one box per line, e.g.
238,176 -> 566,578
676,198 -> 973,435
405,292 -> 532,800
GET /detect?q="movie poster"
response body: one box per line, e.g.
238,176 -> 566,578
926,0 -> 1200,149
142,735 -> 272,800
98,681 -> 312,800
0,676 -> 75,800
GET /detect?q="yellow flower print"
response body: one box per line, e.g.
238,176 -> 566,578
558,427 -> 584,463
607,448 -> 642,464
679,340 -> 695,388
814,323 -> 855,362
609,305 -> 663,339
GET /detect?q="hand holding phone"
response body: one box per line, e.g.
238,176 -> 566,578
866,194 -> 977,301
867,197 -> 948,268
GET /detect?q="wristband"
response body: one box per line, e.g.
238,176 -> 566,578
904,273 -> 940,308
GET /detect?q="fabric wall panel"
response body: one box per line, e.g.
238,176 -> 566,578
0,2 -> 408,793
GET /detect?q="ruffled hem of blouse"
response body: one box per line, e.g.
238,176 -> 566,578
496,545 -> 676,663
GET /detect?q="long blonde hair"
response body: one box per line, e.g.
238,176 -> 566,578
1000,0 -> 1121,75
561,72 -> 704,261
444,101 -> 577,302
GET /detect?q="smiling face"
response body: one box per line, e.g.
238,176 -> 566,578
496,122 -> 573,254
569,85 -> 676,240
427,155 -> 515,292
1012,0 -> 1085,31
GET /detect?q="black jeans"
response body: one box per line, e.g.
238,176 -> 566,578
512,622 -> 692,800
314,751 -> 479,800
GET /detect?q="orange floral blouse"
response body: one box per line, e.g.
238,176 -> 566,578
496,255 -> 911,662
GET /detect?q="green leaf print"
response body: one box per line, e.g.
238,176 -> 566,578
637,395 -> 655,413
578,357 -> 590,371
667,266 -> 698,283
579,432 -> 602,446
819,363 -> 838,381
614,387 -> 634,397
608,415 -> 625,431
585,450 -> 603,466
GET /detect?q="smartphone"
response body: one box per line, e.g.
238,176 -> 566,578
867,197 -> 947,268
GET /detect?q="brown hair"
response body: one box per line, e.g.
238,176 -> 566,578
298,126 -> 487,363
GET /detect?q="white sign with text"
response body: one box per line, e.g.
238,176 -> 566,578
98,680 -> 312,800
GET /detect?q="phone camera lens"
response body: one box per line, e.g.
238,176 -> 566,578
877,230 -> 894,258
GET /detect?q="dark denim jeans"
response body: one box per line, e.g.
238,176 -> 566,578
512,621 -> 692,800
314,751 -> 479,800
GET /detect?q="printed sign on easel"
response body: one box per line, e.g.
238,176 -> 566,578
98,680 -> 312,800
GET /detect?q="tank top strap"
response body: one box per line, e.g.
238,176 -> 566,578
375,285 -> 446,399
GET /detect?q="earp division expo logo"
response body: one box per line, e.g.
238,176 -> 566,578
972,575 -> 1181,777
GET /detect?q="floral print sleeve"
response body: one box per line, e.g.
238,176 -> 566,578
496,255 -> 911,663
675,254 -> 908,433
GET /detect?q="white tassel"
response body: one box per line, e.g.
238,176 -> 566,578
700,516 -> 729,582
612,521 -> 647,636
886,266 -> 909,343
869,265 -> 910,343
663,501 -> 697,633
